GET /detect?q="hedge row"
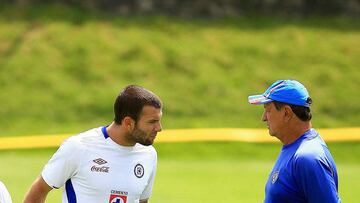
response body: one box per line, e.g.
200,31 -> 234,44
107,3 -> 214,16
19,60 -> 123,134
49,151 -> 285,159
3,0 -> 360,17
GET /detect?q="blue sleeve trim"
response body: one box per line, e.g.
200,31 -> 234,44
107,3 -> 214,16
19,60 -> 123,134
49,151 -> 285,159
65,179 -> 77,203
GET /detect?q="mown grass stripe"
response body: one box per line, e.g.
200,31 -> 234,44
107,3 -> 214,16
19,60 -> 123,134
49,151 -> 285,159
1,128 -> 359,150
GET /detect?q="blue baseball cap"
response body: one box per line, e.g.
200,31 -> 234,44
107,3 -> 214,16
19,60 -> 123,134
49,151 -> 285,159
248,80 -> 311,107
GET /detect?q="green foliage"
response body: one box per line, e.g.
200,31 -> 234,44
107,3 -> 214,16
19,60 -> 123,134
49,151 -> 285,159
0,5 -> 359,136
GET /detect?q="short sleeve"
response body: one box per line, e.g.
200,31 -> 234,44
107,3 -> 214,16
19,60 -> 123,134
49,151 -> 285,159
294,154 -> 340,203
41,136 -> 81,189
140,150 -> 157,200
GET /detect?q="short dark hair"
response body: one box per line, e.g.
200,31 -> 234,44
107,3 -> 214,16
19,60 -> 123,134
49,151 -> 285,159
273,99 -> 312,121
114,85 -> 162,124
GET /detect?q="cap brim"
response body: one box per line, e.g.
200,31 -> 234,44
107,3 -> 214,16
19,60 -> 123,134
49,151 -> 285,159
248,95 -> 273,105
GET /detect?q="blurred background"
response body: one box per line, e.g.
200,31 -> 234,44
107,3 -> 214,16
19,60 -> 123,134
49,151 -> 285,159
0,0 -> 359,202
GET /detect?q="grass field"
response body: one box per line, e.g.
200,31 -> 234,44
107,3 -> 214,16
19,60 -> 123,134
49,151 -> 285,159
0,5 -> 359,137
0,5 -> 359,202
1,142 -> 360,202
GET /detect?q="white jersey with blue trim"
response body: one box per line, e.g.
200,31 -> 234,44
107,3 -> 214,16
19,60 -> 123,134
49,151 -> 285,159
41,126 -> 157,203
0,181 -> 12,203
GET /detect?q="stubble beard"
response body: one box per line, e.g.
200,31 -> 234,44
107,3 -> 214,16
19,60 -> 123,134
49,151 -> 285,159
131,127 -> 153,146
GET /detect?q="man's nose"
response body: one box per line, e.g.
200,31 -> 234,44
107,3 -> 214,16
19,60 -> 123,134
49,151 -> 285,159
262,112 -> 267,122
156,123 -> 162,132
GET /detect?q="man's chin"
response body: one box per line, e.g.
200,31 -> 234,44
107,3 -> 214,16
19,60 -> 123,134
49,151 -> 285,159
140,140 -> 154,146
268,130 -> 275,137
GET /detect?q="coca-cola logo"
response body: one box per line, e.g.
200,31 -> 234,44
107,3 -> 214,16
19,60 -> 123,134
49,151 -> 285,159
91,165 -> 110,173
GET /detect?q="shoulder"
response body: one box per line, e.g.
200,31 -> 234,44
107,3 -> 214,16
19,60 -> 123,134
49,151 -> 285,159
136,144 -> 157,153
296,134 -> 326,157
0,181 -> 11,201
56,127 -> 101,157
0,181 -> 6,190
293,137 -> 330,170
135,144 -> 157,158
64,127 -> 102,146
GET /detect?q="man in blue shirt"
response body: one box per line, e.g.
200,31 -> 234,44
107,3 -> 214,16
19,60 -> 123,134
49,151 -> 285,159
248,79 -> 341,203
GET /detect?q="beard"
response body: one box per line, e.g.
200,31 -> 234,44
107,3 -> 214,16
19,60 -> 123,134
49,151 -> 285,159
130,127 -> 154,146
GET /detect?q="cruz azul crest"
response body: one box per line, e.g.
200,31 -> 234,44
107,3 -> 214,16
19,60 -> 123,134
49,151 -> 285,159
134,164 -> 144,178
271,171 -> 279,184
109,194 -> 127,203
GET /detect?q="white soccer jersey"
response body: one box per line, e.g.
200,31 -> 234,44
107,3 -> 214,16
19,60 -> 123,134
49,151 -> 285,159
0,181 -> 12,203
42,126 -> 157,203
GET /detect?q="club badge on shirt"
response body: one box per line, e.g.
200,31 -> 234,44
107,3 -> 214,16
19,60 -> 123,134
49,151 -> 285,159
271,171 -> 279,184
134,163 -> 144,178
109,194 -> 127,203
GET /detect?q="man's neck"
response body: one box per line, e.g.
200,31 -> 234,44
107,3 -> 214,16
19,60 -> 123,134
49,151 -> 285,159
281,121 -> 312,145
106,122 -> 136,146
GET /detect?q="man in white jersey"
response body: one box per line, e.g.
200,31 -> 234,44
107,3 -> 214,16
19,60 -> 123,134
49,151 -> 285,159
23,85 -> 163,203
0,181 -> 12,203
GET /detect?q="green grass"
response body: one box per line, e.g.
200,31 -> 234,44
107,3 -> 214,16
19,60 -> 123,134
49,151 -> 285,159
0,5 -> 358,203
1,142 -> 360,202
0,5 -> 359,136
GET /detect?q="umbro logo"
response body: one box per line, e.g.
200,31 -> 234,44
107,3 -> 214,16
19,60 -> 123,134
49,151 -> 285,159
91,158 -> 110,173
93,158 -> 107,165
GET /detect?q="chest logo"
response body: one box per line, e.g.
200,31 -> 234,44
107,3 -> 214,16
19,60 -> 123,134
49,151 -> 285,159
93,158 -> 108,165
91,158 -> 109,173
134,164 -> 144,178
109,194 -> 127,203
271,171 -> 279,184
91,165 -> 110,173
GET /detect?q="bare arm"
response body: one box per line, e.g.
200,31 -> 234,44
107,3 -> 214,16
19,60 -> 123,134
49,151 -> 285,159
23,176 -> 52,203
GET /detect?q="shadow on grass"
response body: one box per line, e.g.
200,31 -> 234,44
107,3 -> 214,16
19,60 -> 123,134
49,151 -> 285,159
0,3 -> 359,31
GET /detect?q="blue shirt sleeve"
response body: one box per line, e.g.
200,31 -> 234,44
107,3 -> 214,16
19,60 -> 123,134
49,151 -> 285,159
294,153 -> 341,203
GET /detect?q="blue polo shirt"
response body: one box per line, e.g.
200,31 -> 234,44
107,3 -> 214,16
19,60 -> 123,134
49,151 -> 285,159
264,128 -> 341,203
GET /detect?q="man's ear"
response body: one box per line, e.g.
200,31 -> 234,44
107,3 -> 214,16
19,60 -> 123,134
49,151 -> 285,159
123,116 -> 135,131
283,105 -> 294,122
